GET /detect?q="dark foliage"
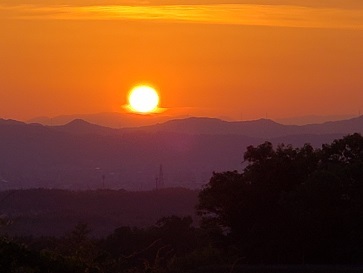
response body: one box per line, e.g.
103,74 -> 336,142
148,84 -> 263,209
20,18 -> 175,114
198,133 -> 363,264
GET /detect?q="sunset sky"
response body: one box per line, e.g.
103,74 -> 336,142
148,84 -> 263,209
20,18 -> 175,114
1,0 -> 363,122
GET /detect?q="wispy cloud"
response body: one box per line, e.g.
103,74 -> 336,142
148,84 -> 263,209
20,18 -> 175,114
1,4 -> 363,29
2,1 -> 363,9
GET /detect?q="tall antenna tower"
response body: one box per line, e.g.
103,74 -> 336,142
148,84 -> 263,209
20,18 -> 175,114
158,164 -> 164,189
155,164 -> 165,190
102,174 -> 106,189
155,164 -> 164,190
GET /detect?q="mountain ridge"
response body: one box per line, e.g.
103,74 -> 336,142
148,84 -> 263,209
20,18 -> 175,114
121,115 -> 363,138
0,115 -> 362,190
22,114 -> 363,138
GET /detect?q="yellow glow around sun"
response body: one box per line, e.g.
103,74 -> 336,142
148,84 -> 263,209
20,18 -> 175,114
128,85 -> 159,114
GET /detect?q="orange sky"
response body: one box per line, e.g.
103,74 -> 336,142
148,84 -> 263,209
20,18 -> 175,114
1,0 -> 363,122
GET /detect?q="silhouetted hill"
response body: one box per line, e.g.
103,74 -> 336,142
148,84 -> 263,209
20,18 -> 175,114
132,117 -> 291,138
0,119 -> 260,190
51,119 -> 117,136
0,118 -> 27,126
128,116 -> 363,138
276,114 -> 356,125
0,116 -> 362,190
302,115 -> 363,135
28,112 -> 186,128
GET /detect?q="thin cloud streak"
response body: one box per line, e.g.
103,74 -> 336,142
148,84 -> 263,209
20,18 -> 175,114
1,4 -> 363,29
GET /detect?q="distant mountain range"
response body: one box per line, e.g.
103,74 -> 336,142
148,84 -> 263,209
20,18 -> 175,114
28,112 -> 359,128
130,116 -> 363,138
0,115 -> 362,190
274,114 -> 358,125
28,112 -> 190,128
46,115 -> 363,137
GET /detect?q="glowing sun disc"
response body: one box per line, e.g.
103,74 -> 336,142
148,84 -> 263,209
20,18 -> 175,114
128,85 -> 159,113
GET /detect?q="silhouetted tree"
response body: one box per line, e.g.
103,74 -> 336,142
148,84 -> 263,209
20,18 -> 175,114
198,134 -> 363,264
57,223 -> 101,272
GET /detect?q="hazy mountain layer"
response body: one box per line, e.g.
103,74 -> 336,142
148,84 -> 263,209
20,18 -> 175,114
1,116 -> 362,190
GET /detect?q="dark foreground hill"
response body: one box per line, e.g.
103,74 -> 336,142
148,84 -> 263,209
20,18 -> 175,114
0,188 -> 198,237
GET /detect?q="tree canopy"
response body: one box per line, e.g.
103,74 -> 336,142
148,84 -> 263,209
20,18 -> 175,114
198,133 -> 363,264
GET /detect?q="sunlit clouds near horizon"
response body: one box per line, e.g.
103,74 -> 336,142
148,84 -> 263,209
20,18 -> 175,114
1,3 -> 363,29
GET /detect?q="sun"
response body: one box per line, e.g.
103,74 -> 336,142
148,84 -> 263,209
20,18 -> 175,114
128,85 -> 159,114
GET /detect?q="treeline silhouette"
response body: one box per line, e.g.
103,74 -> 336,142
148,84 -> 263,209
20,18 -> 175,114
0,188 -> 198,236
2,134 -> 363,272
